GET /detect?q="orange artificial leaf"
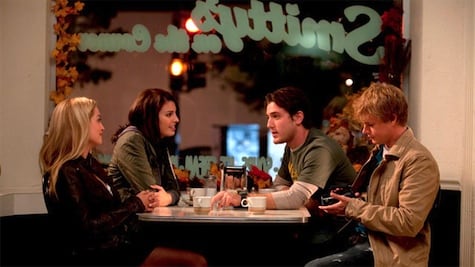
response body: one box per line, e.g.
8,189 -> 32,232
51,0 -> 84,104
55,53 -> 68,63
51,49 -> 59,58
69,67 -> 79,80
53,23 -> 62,33
74,1 -> 85,12
57,78 -> 69,88
50,90 -> 65,105
56,66 -> 67,76
69,34 -> 81,46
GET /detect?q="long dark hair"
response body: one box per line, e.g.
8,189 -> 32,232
265,86 -> 314,129
111,88 -> 179,148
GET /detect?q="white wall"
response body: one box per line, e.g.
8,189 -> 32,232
0,0 -> 52,214
409,1 -> 474,265
1,0 -> 474,265
410,0 -> 470,190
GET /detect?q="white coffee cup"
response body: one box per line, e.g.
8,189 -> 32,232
193,196 -> 212,214
206,187 -> 217,196
240,196 -> 267,214
190,188 -> 206,200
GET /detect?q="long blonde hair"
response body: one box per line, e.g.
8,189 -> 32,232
39,97 -> 97,198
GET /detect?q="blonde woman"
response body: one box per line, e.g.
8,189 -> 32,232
39,97 -> 206,267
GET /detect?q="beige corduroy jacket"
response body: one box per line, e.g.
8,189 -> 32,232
346,128 -> 440,267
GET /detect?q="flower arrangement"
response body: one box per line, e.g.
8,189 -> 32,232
248,165 -> 273,189
325,89 -> 373,172
379,6 -> 411,88
51,0 -> 84,104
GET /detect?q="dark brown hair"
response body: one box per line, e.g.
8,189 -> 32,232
265,86 -> 314,129
112,88 -> 179,147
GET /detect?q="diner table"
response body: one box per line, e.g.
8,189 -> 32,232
138,206 -> 310,224
138,200 -> 313,266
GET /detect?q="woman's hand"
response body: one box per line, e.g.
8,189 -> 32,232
149,185 -> 173,207
211,190 -> 241,208
136,190 -> 155,212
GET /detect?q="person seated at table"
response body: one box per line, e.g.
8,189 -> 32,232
211,86 -> 357,262
108,88 -> 181,207
39,97 -> 207,267
305,82 -> 440,267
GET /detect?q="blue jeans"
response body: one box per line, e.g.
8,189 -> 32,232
304,241 -> 373,267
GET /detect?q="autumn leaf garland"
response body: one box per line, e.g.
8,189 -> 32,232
51,0 -> 84,104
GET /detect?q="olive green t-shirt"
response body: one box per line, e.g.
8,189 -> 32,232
277,128 -> 356,196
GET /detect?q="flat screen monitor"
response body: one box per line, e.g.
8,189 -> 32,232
226,124 -> 260,166
267,131 -> 286,180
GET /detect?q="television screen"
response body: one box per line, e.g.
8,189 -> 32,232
226,124 -> 260,166
267,131 -> 286,180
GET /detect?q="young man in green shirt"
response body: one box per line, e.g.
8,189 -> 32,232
211,86 -> 357,262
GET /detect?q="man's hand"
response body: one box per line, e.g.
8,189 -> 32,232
211,190 -> 241,208
318,191 -> 352,216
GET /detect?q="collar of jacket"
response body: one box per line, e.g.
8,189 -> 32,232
381,127 -> 414,162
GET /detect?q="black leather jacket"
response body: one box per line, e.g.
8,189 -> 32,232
42,154 -> 145,255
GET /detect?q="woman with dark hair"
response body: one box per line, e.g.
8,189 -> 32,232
109,88 -> 181,208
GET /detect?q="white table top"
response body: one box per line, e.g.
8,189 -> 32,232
137,206 -> 310,224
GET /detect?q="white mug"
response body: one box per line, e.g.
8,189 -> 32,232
206,187 -> 217,196
190,188 -> 206,200
193,196 -> 212,214
240,196 -> 267,214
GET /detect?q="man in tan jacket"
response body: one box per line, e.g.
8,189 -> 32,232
306,82 -> 440,267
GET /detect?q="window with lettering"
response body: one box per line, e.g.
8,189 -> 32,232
68,0 -> 404,187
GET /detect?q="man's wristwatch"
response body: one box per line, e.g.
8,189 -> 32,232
237,189 -> 248,208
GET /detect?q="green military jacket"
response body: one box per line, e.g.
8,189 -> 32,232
108,126 -> 180,205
